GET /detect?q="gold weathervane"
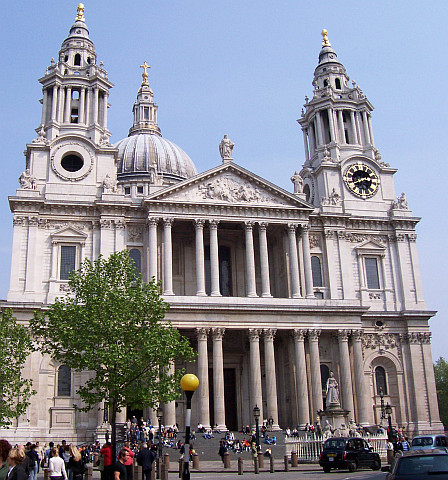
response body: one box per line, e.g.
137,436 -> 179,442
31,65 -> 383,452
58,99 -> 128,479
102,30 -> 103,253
321,29 -> 331,47
76,3 -> 85,22
140,61 -> 151,86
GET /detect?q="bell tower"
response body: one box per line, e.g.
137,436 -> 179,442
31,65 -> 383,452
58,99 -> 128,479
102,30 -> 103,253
297,30 -> 397,215
38,3 -> 113,145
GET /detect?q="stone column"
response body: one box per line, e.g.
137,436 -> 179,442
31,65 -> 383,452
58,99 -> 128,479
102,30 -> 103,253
164,363 -> 176,427
327,108 -> 336,142
163,218 -> 174,295
308,125 -> 316,156
114,220 -> 126,251
301,224 -> 315,298
351,330 -> 371,425
287,224 -> 301,298
292,329 -> 310,426
244,221 -> 257,297
148,217 -> 158,281
349,111 -> 358,144
362,111 -> 371,144
355,112 -> 363,145
196,328 -> 211,429
41,88 -> 48,125
194,220 -> 206,296
64,86 -> 72,123
212,328 -> 226,431
79,88 -> 86,124
308,329 -> 323,415
103,93 -> 109,128
24,217 -> 39,293
85,87 -> 91,125
51,85 -> 58,121
57,86 -> 64,123
337,110 -> 344,143
249,329 -> 263,421
302,129 -> 310,164
209,220 -> 221,296
420,333 -> 442,426
93,87 -> 99,124
263,329 -> 279,429
337,330 -> 355,419
324,230 -> 338,299
9,217 -> 24,293
367,114 -> 375,147
408,234 -> 425,305
258,222 -> 272,297
315,111 -> 324,146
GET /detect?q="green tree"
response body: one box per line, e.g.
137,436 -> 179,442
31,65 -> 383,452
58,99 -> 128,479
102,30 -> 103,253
0,309 -> 36,427
434,357 -> 448,429
31,250 -> 195,451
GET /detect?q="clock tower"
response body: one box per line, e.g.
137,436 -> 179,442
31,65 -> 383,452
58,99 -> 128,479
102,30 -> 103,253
298,30 -> 397,217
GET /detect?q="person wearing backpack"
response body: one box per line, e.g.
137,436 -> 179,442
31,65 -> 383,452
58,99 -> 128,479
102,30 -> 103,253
26,445 -> 39,480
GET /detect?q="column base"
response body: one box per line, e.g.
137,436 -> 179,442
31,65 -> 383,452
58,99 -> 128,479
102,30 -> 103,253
261,293 -> 273,298
211,292 -> 222,297
292,293 -> 301,299
163,290 -> 175,296
248,293 -> 258,298
306,293 -> 315,299
196,292 -> 207,297
214,424 -> 228,432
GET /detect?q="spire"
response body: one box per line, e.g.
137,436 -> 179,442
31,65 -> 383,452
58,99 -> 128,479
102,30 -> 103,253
298,29 -> 376,169
36,4 -> 114,145
128,62 -> 161,137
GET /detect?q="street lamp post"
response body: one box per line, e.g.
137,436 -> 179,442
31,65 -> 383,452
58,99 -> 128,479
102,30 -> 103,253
385,403 -> 393,442
253,405 -> 260,453
379,387 -> 385,421
181,374 -> 199,480
156,405 -> 163,480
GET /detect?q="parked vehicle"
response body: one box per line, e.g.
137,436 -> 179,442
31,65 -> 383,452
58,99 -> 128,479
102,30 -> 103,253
410,435 -> 448,452
319,436 -> 381,473
383,450 -> 448,479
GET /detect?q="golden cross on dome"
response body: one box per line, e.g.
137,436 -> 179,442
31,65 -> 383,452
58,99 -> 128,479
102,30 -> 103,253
321,29 -> 331,47
76,3 -> 85,22
140,61 -> 151,86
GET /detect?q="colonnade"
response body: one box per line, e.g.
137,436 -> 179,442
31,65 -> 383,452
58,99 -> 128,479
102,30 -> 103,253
147,217 -> 315,298
303,107 -> 374,160
175,327 -> 372,431
43,84 -> 108,127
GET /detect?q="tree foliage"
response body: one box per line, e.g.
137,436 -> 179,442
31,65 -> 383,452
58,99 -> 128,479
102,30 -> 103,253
434,357 -> 448,428
0,309 -> 36,427
30,250 -> 195,442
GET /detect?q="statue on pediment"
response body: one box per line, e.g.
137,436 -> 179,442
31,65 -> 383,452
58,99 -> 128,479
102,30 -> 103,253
219,134 -> 234,161
291,171 -> 303,194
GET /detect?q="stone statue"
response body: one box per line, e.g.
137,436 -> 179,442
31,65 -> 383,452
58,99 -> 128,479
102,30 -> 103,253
102,173 -> 121,193
19,169 -> 36,190
398,192 -> 408,209
219,134 -> 234,161
291,171 -> 303,194
325,371 -> 340,407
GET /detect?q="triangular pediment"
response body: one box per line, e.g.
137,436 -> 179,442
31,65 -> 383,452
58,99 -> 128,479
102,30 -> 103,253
148,163 -> 313,209
51,226 -> 88,242
354,239 -> 386,252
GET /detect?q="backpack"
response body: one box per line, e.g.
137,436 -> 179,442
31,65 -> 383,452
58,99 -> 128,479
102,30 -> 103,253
26,451 -> 36,468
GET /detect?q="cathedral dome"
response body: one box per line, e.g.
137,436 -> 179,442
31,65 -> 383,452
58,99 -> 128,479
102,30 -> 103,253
115,133 -> 197,182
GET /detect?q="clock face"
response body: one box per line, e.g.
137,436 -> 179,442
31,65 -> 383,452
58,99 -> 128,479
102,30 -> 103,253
343,162 -> 379,198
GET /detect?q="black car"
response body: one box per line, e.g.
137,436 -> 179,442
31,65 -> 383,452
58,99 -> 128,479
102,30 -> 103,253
319,436 -> 381,473
383,450 -> 448,479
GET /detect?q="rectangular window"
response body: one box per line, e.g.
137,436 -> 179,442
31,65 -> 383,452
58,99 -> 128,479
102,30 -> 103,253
144,107 -> 149,120
60,246 -> 76,280
365,257 -> 380,289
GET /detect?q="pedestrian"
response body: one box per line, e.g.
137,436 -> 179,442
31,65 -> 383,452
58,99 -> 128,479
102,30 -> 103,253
113,450 -> 128,480
122,443 -> 134,480
218,441 -> 227,464
48,447 -> 68,480
68,445 -> 85,480
0,441 -> 12,480
26,445 -> 39,480
136,444 -> 156,480
99,443 -> 112,480
386,439 -> 394,465
6,448 -> 27,480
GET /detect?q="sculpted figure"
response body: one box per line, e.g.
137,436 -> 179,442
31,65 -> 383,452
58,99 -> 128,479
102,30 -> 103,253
219,134 -> 234,160
19,169 -> 36,189
290,171 -> 303,194
326,371 -> 340,407
398,192 -> 408,209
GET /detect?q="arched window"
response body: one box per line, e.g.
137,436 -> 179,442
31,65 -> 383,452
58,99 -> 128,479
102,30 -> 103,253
375,366 -> 387,395
323,79 -> 329,87
304,184 -> 311,203
129,249 -> 142,275
311,256 -> 323,287
57,365 -> 71,397
74,53 -> 81,66
335,78 -> 341,90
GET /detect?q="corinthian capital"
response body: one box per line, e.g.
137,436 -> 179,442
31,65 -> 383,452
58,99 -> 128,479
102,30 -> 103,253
248,329 -> 261,341
263,328 -> 277,341
211,327 -> 225,340
307,329 -> 321,341
196,327 -> 210,341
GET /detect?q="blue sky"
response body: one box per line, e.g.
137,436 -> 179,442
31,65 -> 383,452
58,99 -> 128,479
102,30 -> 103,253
1,1 -> 447,359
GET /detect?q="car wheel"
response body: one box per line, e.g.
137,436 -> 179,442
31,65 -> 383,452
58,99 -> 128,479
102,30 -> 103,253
347,461 -> 357,472
371,459 -> 381,470
323,466 -> 331,473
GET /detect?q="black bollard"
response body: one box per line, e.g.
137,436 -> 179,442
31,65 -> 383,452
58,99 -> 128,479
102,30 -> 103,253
254,456 -> 259,474
284,455 -> 289,472
238,457 -> 243,475
270,456 -> 274,473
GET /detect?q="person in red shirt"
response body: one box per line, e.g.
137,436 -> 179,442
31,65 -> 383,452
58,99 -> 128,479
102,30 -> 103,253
99,443 -> 113,480
122,443 -> 134,480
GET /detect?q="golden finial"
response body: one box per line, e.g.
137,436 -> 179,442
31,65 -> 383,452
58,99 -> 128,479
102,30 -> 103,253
321,29 -> 331,47
76,3 -> 85,21
140,61 -> 151,86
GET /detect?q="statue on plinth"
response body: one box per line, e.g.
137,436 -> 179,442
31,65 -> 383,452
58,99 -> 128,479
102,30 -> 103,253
219,134 -> 234,161
326,371 -> 340,407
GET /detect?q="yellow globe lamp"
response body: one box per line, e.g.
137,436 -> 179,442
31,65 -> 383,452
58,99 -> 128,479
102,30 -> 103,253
180,374 -> 199,392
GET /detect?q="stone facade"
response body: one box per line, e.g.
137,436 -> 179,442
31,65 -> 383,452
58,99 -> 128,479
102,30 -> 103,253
1,11 -> 442,442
